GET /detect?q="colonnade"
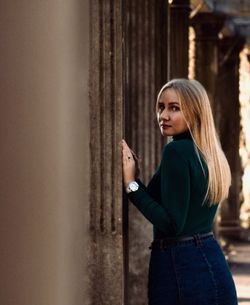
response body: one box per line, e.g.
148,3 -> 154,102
89,1 -> 248,304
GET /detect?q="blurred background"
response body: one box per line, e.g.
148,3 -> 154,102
0,1 -> 250,305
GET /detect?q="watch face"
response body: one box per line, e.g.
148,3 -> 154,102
129,182 -> 139,192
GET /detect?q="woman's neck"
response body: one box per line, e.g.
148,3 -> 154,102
172,130 -> 192,141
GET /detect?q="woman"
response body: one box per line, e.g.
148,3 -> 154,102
121,79 -> 238,305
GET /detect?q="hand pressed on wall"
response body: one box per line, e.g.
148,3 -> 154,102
121,139 -> 140,187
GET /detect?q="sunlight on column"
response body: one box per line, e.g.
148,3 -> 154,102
188,26 -> 195,80
239,46 -> 250,229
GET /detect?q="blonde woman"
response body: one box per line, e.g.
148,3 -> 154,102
121,79 -> 237,305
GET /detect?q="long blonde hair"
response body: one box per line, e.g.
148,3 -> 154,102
157,79 -> 231,205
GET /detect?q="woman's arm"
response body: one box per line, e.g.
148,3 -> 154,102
127,144 -> 190,235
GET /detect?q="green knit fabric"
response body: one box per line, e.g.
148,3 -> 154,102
128,131 -> 218,239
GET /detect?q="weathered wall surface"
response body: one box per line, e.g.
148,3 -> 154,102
124,1 -> 168,304
89,1 -> 125,304
0,1 -> 90,305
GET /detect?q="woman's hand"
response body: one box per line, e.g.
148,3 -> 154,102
121,139 -> 140,188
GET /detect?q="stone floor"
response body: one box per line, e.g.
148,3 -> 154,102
225,232 -> 250,304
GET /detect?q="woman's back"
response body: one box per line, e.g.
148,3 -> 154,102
121,78 -> 237,305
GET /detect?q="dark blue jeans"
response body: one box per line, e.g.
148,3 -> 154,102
148,235 -> 238,305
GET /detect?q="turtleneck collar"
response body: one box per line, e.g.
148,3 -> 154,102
173,130 -> 192,141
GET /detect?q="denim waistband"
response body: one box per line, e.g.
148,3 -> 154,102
149,232 -> 214,250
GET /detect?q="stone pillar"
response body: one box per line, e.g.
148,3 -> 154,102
89,1 -> 125,304
190,13 -> 224,121
239,47 -> 250,230
124,1 -> 168,305
0,1 -> 90,305
169,0 -> 190,79
217,37 -> 245,239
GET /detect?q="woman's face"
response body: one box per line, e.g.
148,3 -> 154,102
157,88 -> 188,137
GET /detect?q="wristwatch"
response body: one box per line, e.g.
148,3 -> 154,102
126,181 -> 139,193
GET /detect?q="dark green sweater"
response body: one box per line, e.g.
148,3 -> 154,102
128,131 -> 218,239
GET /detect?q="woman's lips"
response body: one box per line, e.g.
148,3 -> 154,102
161,124 -> 171,129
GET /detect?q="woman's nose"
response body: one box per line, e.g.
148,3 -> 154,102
160,109 -> 170,121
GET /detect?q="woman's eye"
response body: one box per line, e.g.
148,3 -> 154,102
171,106 -> 179,111
158,104 -> 164,111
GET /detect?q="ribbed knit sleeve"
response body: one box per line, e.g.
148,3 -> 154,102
128,143 -> 190,236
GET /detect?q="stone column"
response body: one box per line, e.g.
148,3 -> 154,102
0,1 -> 90,305
217,36 -> 245,239
124,1 -> 168,305
190,13 -> 224,123
239,47 -> 250,231
169,0 -> 190,79
89,1 -> 125,304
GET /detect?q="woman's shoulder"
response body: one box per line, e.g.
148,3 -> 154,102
164,138 -> 194,153
162,139 -> 195,161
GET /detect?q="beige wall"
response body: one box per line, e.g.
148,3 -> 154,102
0,1 -> 90,305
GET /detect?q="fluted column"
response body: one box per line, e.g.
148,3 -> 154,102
89,1 -> 124,304
217,36 -> 245,239
124,1 -> 168,305
239,47 -> 250,230
191,13 -> 245,239
169,0 -> 190,79
190,13 -> 224,123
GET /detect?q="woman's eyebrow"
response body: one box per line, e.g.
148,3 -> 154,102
168,101 -> 179,105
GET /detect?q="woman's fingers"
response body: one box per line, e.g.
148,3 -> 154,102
120,139 -> 138,184
121,140 -> 133,158
121,139 -> 130,151
121,140 -> 139,160
130,149 -> 139,162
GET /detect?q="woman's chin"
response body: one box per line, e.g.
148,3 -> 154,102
161,130 -> 174,137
